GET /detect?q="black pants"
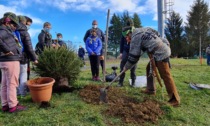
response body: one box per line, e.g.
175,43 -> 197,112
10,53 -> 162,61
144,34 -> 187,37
119,51 -> 136,83
0,70 -> 1,82
89,55 -> 100,77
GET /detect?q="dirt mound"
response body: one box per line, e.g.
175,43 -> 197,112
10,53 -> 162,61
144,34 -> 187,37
79,85 -> 164,125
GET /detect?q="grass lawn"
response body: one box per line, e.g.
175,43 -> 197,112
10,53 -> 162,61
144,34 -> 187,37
0,58 -> 210,126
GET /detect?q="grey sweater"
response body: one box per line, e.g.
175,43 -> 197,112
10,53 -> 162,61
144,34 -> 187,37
125,27 -> 171,69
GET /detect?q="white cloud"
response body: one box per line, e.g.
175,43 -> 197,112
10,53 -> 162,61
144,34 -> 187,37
28,28 -> 40,39
9,0 -> 30,8
0,4 -> 43,25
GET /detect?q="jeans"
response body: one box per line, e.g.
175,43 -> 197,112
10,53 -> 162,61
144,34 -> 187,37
17,64 -> 27,96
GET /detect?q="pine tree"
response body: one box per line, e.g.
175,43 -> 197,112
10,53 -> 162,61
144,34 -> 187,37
185,0 -> 210,57
133,13 -> 142,28
165,11 -> 187,57
108,13 -> 122,58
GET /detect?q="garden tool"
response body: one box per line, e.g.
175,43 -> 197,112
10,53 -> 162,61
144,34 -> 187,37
100,69 -> 126,103
148,54 -> 162,87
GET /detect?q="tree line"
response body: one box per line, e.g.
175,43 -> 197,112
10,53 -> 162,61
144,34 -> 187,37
107,0 -> 210,58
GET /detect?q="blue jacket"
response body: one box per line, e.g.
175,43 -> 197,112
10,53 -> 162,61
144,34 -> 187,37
85,36 -> 102,56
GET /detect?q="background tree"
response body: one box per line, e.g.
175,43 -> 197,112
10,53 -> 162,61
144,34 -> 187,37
185,0 -> 210,57
165,11 -> 187,57
107,11 -> 142,58
133,13 -> 142,28
108,14 -> 122,58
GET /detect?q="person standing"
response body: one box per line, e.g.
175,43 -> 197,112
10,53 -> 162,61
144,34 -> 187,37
206,44 -> 210,65
85,29 -> 102,81
118,19 -> 137,87
84,20 -> 105,73
78,45 -> 86,65
36,22 -> 52,54
0,12 -> 27,113
17,15 -> 38,97
56,33 -> 67,47
123,27 -> 180,107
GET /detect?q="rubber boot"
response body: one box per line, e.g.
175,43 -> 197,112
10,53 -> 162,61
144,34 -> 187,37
156,61 -> 180,106
117,71 -> 125,87
130,78 -> 135,87
142,63 -> 156,95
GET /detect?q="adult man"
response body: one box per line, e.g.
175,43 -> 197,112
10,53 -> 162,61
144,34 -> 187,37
78,45 -> 86,65
0,12 -> 27,113
118,19 -> 136,87
123,27 -> 180,106
36,22 -> 52,54
206,44 -> 210,65
17,15 -> 38,97
83,20 -> 105,73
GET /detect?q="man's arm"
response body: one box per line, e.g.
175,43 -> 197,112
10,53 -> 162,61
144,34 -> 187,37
83,30 -> 90,43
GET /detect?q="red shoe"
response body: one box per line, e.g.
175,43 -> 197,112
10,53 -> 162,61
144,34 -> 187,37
2,105 -> 9,112
95,76 -> 101,81
9,104 -> 27,113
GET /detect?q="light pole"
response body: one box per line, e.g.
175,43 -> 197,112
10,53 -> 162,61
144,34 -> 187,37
199,33 -> 202,65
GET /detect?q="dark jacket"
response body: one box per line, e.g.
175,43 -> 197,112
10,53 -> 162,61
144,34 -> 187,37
83,28 -> 105,42
18,23 -> 37,64
0,26 -> 21,61
57,40 -> 67,47
37,30 -> 52,51
78,47 -> 85,57
120,35 -> 130,53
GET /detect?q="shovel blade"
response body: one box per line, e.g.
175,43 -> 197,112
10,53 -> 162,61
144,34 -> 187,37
99,88 -> 108,103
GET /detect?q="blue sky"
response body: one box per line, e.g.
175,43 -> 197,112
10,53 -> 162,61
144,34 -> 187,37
0,0 -> 209,49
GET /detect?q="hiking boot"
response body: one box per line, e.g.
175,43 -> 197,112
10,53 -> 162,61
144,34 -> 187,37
2,105 -> 9,112
9,104 -> 27,113
130,79 -> 135,87
168,97 -> 180,107
141,89 -> 156,95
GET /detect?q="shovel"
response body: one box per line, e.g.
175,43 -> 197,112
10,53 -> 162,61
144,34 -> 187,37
100,69 -> 126,103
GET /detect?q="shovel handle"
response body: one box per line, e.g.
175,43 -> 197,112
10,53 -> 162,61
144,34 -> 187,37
148,54 -> 163,87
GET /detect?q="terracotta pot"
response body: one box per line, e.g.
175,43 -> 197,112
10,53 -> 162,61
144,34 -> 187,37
26,77 -> 55,103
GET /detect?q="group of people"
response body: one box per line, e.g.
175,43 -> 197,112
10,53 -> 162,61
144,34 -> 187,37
0,11 -> 180,114
0,12 -> 38,113
81,20 -> 105,81
35,22 -> 67,55
83,19 -> 180,106
0,12 -> 67,113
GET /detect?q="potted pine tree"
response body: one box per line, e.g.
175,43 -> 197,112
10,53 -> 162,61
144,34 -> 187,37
34,45 -> 82,93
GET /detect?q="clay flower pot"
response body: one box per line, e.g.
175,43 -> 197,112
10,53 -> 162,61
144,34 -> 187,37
26,77 -> 55,103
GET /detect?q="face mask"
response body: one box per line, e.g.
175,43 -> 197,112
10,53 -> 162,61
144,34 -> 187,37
92,25 -> 97,29
58,38 -> 62,41
44,28 -> 50,33
26,25 -> 30,30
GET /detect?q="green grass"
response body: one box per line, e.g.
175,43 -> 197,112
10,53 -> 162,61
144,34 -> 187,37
1,58 -> 210,126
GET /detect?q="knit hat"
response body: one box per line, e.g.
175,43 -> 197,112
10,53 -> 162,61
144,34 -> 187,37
122,26 -> 135,37
3,12 -> 19,26
18,15 -> 26,23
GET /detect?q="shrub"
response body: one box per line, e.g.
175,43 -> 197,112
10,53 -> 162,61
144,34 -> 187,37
35,46 -> 82,88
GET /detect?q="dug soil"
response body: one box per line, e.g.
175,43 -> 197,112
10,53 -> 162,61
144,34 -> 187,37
79,85 -> 164,125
